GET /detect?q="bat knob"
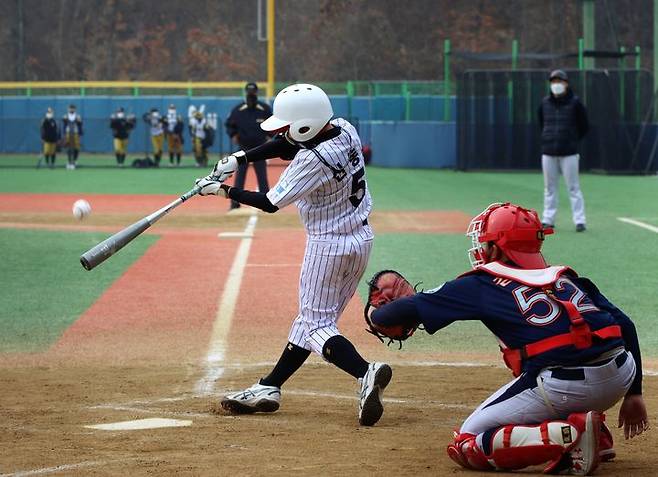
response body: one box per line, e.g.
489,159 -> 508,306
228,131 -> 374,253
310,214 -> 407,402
80,256 -> 92,271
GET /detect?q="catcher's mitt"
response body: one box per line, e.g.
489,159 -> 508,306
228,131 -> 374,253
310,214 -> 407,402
364,269 -> 418,348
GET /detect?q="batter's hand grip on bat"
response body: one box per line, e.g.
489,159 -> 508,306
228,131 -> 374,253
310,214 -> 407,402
80,218 -> 150,270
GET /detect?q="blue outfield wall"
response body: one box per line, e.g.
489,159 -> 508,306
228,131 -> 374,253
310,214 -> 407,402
0,95 -> 458,168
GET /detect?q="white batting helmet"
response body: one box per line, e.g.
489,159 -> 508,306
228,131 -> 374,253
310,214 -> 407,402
260,83 -> 333,142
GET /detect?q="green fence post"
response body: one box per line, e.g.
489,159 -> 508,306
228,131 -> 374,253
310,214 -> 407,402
26,83 -> 31,97
346,81 -> 354,119
443,38 -> 451,122
402,81 -> 411,120
578,38 -> 584,70
133,83 -> 139,97
187,82 -> 193,97
635,45 -> 641,69
80,81 -> 85,97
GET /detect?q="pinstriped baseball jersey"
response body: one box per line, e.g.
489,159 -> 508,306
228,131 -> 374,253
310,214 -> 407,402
266,118 -> 373,239
265,117 -> 374,354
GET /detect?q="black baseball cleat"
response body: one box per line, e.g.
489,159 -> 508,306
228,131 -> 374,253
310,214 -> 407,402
576,224 -> 586,232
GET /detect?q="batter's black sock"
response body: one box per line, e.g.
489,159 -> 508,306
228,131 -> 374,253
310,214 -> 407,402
115,153 -> 121,164
259,342 -> 311,388
176,153 -> 181,165
322,335 -> 369,379
73,150 -> 79,161
169,153 -> 174,164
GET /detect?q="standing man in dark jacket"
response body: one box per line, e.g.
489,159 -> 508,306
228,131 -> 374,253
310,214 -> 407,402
538,70 -> 589,232
40,107 -> 59,168
225,82 -> 272,212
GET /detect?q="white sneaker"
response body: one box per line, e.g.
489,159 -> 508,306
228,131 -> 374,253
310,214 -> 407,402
220,382 -> 281,414
358,363 -> 392,426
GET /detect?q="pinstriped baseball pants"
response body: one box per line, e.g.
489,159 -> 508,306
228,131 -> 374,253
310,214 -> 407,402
288,235 -> 373,356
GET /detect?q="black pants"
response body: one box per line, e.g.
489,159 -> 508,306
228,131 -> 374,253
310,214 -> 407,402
231,160 -> 270,209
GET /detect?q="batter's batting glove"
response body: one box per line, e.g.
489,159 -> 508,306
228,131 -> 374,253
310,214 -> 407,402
195,176 -> 230,198
211,150 -> 245,182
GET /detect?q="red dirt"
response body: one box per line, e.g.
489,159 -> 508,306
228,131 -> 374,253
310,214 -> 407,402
51,232 -> 239,365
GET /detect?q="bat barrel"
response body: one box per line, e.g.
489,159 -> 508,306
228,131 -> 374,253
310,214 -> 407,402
79,186 -> 199,271
80,218 -> 151,271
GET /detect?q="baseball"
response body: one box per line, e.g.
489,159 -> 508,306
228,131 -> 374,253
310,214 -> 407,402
72,199 -> 92,220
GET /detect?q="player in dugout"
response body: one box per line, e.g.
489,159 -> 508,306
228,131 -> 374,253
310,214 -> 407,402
143,108 -> 164,167
40,107 -> 59,169
62,104 -> 83,170
189,110 -> 214,167
364,202 -> 649,475
110,107 -> 136,167
163,104 -> 184,166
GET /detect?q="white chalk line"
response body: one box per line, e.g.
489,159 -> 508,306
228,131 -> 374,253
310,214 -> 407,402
89,386 -> 471,416
195,213 -> 259,396
245,263 -> 300,267
0,460 -> 108,477
617,217 -> 658,234
283,389 -> 471,409
0,458 -> 149,477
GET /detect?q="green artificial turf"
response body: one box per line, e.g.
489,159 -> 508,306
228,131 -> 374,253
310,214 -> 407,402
0,229 -> 157,352
0,158 -> 656,357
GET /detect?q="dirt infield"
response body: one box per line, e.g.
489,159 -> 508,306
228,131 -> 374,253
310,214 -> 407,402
1,362 -> 655,476
0,193 -> 655,476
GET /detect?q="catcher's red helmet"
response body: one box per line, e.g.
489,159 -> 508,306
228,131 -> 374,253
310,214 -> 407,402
466,203 -> 553,269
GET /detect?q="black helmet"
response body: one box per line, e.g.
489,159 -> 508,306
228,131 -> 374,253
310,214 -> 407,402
245,82 -> 258,93
549,69 -> 568,82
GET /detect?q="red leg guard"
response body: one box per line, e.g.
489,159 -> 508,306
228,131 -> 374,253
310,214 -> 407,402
489,422 -> 567,471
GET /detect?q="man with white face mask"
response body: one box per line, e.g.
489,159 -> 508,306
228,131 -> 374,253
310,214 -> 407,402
40,108 -> 59,168
538,70 -> 589,232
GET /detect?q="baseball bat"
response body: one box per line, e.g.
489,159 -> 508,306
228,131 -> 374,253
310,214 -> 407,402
80,186 -> 201,271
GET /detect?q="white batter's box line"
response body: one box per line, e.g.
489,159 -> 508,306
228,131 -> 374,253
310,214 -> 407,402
617,217 -> 658,233
0,459 -> 138,477
282,389 -> 472,409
